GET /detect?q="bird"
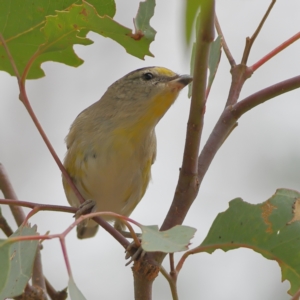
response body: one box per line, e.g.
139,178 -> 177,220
62,66 -> 192,239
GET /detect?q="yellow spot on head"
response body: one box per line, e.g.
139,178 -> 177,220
153,67 -> 177,77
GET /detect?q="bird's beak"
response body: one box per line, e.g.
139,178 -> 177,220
174,75 -> 193,87
168,74 -> 193,92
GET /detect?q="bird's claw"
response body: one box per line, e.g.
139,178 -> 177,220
74,199 -> 96,218
125,241 -> 146,266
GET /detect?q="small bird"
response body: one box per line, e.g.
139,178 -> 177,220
63,67 -> 192,239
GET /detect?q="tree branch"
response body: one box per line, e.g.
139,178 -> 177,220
214,12 -> 236,67
198,75 -> 300,190
160,0 -> 215,233
160,265 -> 178,300
241,0 -> 276,65
0,164 -> 26,226
0,210 -> 13,236
133,258 -> 159,300
224,65 -> 253,107
232,75 -> 300,118
31,247 -> 47,298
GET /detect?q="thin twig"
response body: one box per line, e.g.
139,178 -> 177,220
0,164 -> 26,226
214,13 -> 236,67
241,0 -> 276,64
45,278 -> 68,300
0,164 -> 47,298
0,212 -> 13,236
32,247 -> 47,296
0,199 -> 76,214
250,31 -> 300,72
20,84 -> 85,205
160,265 -> 179,300
291,288 -> 300,300
0,165 -> 47,300
5,201 -> 131,249
0,171 -> 51,298
224,1 -> 276,108
169,253 -> 175,276
60,237 -> 72,277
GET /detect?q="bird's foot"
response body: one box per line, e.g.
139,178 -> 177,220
125,240 -> 146,266
74,199 -> 96,218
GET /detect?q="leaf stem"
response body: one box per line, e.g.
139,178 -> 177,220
60,237 -> 72,277
291,288 -> 300,300
250,31 -> 300,72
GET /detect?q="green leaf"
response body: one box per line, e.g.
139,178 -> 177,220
199,188 -> 300,296
185,0 -> 201,44
88,0 -> 116,18
32,1 -> 154,78
0,240 -> 10,295
188,12 -> 200,98
140,225 -> 196,253
188,41 -> 196,98
0,0 -> 79,78
77,0 -> 116,38
206,36 -> 222,96
134,0 -> 156,42
68,276 -> 87,300
0,0 -> 155,79
0,224 -> 39,299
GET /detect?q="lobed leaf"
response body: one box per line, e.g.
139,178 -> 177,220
0,0 -> 155,79
199,188 -> 300,296
207,35 -> 222,94
0,0 -> 81,78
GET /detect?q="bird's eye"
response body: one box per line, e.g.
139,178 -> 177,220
142,72 -> 154,81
